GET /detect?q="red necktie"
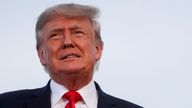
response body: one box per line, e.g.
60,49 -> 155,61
63,91 -> 82,108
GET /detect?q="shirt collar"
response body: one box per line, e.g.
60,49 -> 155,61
78,80 -> 98,108
50,80 -> 68,106
50,79 -> 98,108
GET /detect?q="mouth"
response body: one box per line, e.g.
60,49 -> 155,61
60,53 -> 80,60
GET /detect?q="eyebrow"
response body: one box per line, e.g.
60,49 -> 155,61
69,25 -> 83,31
48,28 -> 64,33
48,25 -> 83,33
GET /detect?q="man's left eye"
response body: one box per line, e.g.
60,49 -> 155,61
73,31 -> 84,36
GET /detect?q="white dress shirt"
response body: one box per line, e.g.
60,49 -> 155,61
50,80 -> 98,108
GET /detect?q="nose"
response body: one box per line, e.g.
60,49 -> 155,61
62,32 -> 75,49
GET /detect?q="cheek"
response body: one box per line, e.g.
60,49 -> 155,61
85,43 -> 98,60
48,40 -> 62,51
84,39 -> 98,57
44,44 -> 59,60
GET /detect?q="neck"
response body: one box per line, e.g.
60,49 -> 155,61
52,74 -> 93,91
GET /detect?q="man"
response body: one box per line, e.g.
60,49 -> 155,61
0,3 -> 143,108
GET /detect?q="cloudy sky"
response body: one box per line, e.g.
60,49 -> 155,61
0,0 -> 192,108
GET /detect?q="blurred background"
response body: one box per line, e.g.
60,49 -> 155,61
0,0 -> 192,108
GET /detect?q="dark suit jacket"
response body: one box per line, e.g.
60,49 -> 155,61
0,81 -> 143,108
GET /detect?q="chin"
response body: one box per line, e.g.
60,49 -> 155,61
58,66 -> 84,74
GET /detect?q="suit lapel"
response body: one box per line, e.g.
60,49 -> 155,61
26,81 -> 51,108
25,81 -> 116,108
95,82 -> 116,108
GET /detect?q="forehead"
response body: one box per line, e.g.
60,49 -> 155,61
41,16 -> 93,32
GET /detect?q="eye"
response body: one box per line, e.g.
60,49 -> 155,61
73,30 -> 85,36
49,33 -> 63,40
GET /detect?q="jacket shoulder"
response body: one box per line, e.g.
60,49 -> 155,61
0,87 -> 47,108
104,93 -> 143,108
95,82 -> 143,108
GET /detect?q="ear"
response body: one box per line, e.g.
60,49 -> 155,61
37,48 -> 47,66
95,42 -> 103,61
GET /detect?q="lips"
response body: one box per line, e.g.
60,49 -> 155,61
60,53 -> 80,60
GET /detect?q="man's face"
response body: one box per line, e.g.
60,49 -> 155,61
38,16 -> 103,81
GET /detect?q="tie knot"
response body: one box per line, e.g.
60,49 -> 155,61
63,91 -> 82,103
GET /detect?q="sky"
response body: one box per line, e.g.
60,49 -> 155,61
0,0 -> 192,108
